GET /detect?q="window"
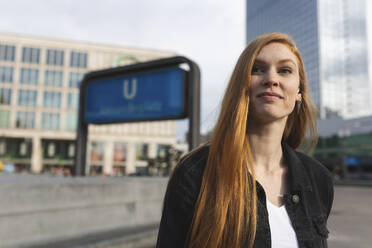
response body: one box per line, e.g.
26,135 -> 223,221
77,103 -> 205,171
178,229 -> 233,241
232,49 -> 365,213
19,142 -> 28,156
90,142 -> 104,163
67,92 -> 79,109
22,47 -> 40,64
0,110 -> 10,128
135,143 -> 149,161
65,113 -> 77,131
0,45 -> 15,61
68,143 -> 75,157
0,140 -> 5,154
70,51 -> 87,68
0,88 -> 11,105
16,111 -> 35,129
114,143 -> 127,162
20,68 -> 39,85
68,72 -> 84,88
157,144 -> 170,160
41,112 -> 60,130
0,66 -> 14,83
43,91 -> 61,108
47,143 -> 56,157
18,89 -> 37,107
44,70 -> 63,87
46,49 -> 64,66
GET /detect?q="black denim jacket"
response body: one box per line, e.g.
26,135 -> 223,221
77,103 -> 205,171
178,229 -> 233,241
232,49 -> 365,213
156,143 -> 334,248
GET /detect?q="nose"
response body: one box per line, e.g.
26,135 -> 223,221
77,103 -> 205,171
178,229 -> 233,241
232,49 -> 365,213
263,68 -> 279,87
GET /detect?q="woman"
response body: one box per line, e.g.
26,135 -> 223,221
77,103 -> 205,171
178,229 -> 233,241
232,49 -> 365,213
156,32 -> 334,248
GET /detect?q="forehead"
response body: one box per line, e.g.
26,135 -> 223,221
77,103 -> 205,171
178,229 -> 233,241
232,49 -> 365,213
255,42 -> 298,66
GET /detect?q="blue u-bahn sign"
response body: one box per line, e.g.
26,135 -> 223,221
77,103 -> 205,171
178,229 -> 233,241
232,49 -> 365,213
344,157 -> 360,166
75,56 -> 200,176
84,67 -> 186,123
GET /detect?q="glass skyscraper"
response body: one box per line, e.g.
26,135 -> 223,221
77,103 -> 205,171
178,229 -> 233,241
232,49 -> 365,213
246,0 -> 370,119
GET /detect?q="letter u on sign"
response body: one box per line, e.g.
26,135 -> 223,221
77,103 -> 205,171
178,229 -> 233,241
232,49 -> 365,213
123,78 -> 137,100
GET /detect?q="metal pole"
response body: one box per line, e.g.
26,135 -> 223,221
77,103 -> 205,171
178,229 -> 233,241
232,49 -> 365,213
74,77 -> 88,176
74,122 -> 87,176
188,61 -> 201,150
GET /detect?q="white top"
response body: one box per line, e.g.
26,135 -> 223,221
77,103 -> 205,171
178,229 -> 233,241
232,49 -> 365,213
266,200 -> 299,248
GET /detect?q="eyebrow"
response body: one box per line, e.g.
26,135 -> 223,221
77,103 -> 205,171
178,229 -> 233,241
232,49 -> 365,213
254,58 -> 297,66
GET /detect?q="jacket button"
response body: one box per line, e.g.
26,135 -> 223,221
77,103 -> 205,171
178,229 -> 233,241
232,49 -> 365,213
292,194 -> 300,204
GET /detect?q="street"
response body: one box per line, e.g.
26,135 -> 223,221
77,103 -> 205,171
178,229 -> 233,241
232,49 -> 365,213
328,185 -> 372,248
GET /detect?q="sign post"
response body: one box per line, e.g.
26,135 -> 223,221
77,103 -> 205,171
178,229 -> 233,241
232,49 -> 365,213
74,56 -> 200,176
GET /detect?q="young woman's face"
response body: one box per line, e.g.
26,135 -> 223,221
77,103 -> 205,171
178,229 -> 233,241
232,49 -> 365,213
248,42 -> 302,124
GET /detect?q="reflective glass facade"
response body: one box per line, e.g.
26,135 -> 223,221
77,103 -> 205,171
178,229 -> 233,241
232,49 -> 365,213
246,0 -> 370,119
318,0 -> 370,118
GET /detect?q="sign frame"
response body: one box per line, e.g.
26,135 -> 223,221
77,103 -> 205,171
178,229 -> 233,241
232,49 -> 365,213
74,56 -> 200,176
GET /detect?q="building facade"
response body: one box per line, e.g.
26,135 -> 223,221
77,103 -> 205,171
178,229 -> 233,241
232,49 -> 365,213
318,115 -> 372,138
246,0 -> 370,120
0,33 -> 179,176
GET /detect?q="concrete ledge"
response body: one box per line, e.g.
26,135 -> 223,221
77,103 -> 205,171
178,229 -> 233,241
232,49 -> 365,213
0,175 -> 168,248
6,224 -> 159,248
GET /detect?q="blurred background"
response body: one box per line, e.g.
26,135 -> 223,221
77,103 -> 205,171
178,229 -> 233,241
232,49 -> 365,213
0,0 -> 371,248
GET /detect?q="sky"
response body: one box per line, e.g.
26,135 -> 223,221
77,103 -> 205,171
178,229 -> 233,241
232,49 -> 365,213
0,0 -> 246,141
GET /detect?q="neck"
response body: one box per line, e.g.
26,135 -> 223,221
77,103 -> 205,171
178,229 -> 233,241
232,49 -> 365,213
247,118 -> 287,172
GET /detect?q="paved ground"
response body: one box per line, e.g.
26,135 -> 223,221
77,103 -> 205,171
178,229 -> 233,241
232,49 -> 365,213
328,185 -> 372,248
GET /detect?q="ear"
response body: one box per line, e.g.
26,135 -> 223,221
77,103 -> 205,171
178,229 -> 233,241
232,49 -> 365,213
296,92 -> 302,102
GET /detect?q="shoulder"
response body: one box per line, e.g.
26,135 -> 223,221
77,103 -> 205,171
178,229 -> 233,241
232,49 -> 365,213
174,144 -> 210,180
295,151 -> 333,183
166,144 -> 209,209
283,142 -> 333,190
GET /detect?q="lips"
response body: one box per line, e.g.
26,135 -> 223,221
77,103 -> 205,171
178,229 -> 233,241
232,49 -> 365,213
257,92 -> 283,99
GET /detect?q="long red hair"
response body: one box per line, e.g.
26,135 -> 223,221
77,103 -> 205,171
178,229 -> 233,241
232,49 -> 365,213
188,32 -> 318,248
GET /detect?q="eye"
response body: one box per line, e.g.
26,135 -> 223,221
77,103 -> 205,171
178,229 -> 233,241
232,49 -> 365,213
278,67 -> 292,74
252,65 -> 264,74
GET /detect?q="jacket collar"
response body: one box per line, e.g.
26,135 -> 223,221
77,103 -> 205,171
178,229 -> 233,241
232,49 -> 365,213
282,142 -> 313,192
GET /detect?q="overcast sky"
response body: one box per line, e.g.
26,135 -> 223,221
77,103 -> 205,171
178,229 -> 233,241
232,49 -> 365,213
0,0 -> 246,140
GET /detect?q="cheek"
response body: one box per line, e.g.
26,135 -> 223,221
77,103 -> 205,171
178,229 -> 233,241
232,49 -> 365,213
249,79 -> 259,89
285,86 -> 300,104
248,82 -> 259,98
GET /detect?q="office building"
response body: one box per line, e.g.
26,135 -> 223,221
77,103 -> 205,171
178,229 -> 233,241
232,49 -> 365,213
246,0 -> 370,119
318,115 -> 372,137
0,33 -> 178,176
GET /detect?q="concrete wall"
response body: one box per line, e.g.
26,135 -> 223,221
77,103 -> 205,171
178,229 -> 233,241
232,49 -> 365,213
0,175 -> 168,248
